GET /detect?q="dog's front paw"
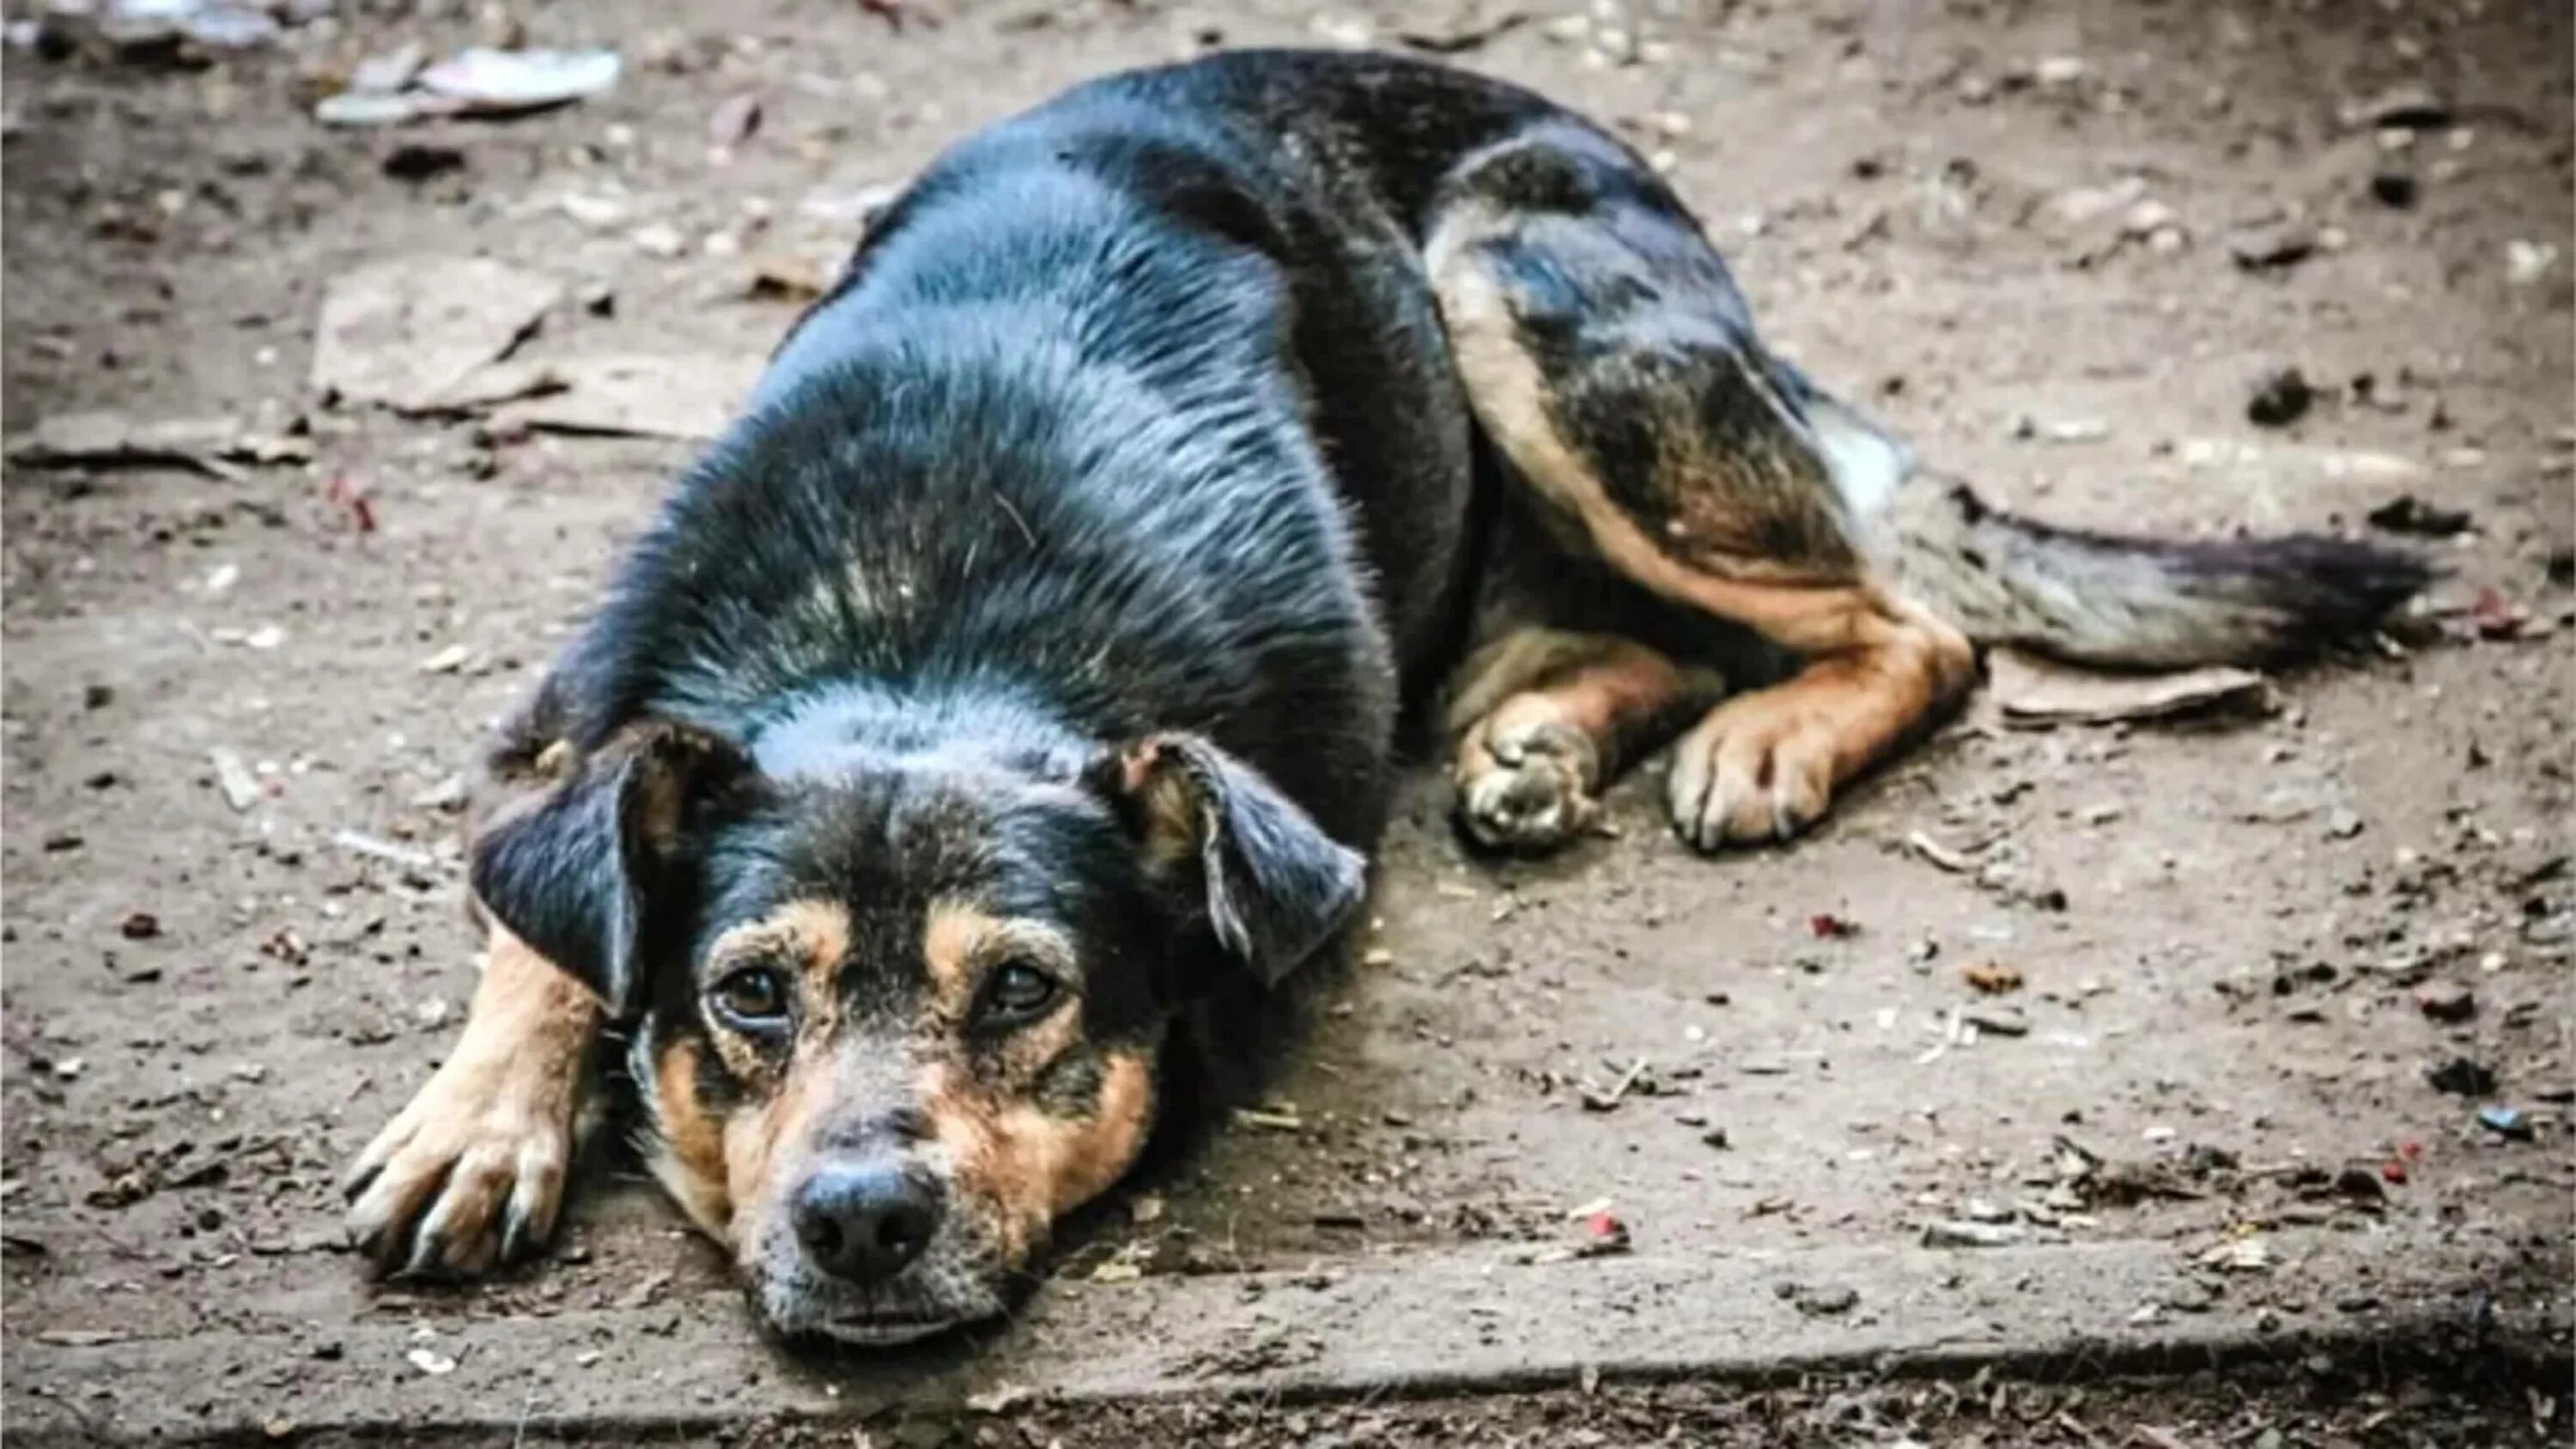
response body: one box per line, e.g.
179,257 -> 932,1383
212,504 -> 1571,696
1455,713 -> 1602,852
343,1046 -> 579,1277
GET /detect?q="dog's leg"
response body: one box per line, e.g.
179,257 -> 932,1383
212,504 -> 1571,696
1426,131 -> 1974,849
343,922 -> 599,1275
1445,628 -> 1719,852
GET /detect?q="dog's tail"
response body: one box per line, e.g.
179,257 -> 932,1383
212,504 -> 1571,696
1890,476 -> 2432,670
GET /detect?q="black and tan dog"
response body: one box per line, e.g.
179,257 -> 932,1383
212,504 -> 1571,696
343,51 -> 2423,1343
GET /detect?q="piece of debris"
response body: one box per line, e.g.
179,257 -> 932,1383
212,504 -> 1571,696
410,774 -> 468,812
1906,831 -> 1973,873
2365,494 -> 2473,537
349,41 -> 428,94
2466,586 -> 2534,641
2369,172 -> 2419,209
2507,239 -> 2560,287
708,92 -> 762,148
418,643 -> 471,675
4,410 -> 307,478
1573,1210 -> 1631,1258
1923,1219 -> 2026,1249
35,1329 -> 130,1348
2346,82 -> 2450,131
491,352 -> 765,441
1807,912 -> 1859,940
2427,1056 -> 2498,1097
380,141 -> 465,183
118,911 -> 161,941
2199,1236 -> 2272,1273
2228,221 -> 2317,271
331,830 -> 439,872
319,45 -> 622,126
1990,649 -> 2266,727
2477,1106 -> 2533,1140
1394,9 -> 1528,54
2014,415 -> 2110,445
311,255 -> 565,412
1963,1004 -> 2030,1037
208,747 -> 261,812
404,1345 -> 458,1376
1787,1282 -> 1859,1317
1235,1105 -> 1303,1132
1580,1057 -> 1649,1113
322,473 -> 377,533
745,254 -> 832,303
1964,961 -> 2023,994
2245,367 -> 2313,427
2414,980 -> 2476,1022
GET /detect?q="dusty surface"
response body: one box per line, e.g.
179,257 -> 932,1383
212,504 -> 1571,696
3,0 -> 2572,1442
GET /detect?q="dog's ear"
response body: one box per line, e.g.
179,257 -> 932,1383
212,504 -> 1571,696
470,724 -> 755,1016
1088,733 -> 1366,986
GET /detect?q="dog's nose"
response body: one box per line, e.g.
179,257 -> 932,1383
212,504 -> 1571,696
791,1161 -> 939,1284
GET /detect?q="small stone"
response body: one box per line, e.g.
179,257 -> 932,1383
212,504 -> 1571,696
417,644 -> 471,675
410,774 -> 468,812
2476,1106 -> 2533,1140
2246,367 -> 2315,427
2506,239 -> 2559,287
2426,1056 -> 2497,1096
1791,1283 -> 1859,1316
1963,1005 -> 2031,1037
2369,172 -> 2418,209
1923,1219 -> 2026,1248
2324,809 -> 2365,840
2414,980 -> 2475,1022
2230,221 -> 2316,270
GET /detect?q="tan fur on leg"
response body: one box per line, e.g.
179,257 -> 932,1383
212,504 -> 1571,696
343,922 -> 602,1276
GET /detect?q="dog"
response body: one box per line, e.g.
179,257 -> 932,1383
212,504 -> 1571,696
342,50 -> 2425,1344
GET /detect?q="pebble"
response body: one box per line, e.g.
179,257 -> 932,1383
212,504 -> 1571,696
2506,239 -> 2559,287
2414,980 -> 2475,1022
1963,1005 -> 2030,1037
1923,1219 -> 2026,1248
209,748 -> 261,812
2246,367 -> 2314,427
2426,1056 -> 2497,1096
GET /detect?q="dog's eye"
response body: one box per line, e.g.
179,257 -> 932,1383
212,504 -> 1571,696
709,967 -> 790,1028
978,961 -> 1061,1026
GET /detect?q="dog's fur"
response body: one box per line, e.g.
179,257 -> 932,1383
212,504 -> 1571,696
343,52 -> 2426,1343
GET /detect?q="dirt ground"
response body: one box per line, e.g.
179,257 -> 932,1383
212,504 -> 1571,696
3,0 -> 2573,1443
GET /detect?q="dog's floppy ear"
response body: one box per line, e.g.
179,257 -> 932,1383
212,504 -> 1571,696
469,723 -> 754,1016
1089,733 -> 1366,986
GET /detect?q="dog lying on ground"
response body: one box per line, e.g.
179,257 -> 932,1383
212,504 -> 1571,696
343,50 -> 2425,1344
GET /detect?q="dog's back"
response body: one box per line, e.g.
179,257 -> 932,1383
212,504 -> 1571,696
552,55 -> 1654,851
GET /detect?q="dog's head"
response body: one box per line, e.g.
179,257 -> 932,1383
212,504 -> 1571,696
469,722 -> 1362,1344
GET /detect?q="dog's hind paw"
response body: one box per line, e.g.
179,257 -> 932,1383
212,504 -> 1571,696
1455,713 -> 1602,852
342,1045 -> 579,1278
1663,690 -> 1838,851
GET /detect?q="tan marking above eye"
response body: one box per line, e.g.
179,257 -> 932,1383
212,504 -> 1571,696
921,898 -> 1078,1026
